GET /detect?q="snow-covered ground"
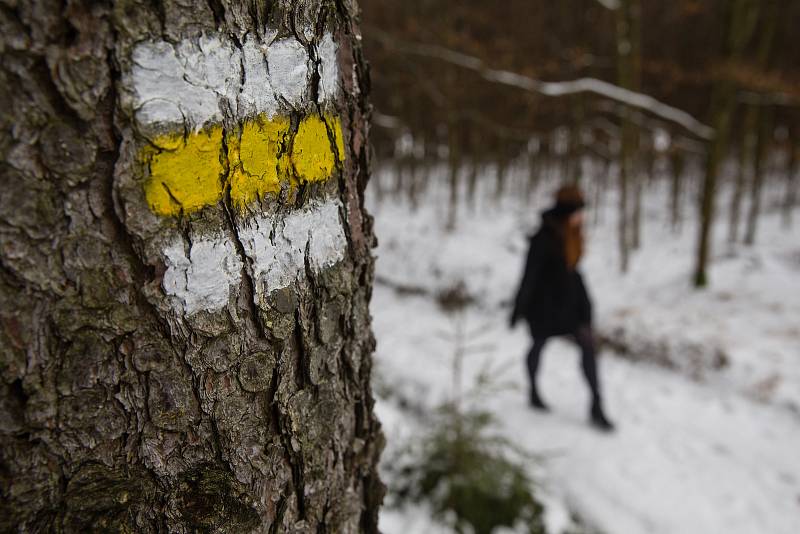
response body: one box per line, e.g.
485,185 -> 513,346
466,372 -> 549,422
368,166 -> 800,534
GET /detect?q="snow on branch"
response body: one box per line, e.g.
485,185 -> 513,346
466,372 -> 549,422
594,0 -> 621,9
370,29 -> 714,140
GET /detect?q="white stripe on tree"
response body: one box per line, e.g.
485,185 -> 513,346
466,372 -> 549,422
162,199 -> 347,314
126,32 -> 339,129
266,37 -> 309,107
317,33 -> 340,104
162,235 -> 243,314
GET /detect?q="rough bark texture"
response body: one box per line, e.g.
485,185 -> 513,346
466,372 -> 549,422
0,1 -> 384,532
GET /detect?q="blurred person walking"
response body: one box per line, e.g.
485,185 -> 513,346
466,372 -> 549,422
510,185 -> 615,431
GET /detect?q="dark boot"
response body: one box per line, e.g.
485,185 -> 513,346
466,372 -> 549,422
526,338 -> 548,411
529,389 -> 549,411
590,400 -> 615,432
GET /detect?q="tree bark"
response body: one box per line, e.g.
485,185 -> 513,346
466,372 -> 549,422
669,148 -> 686,232
630,151 -> 647,250
615,0 -> 639,272
526,149 -> 540,200
670,150 -> 685,232
627,0 -> 643,252
567,94 -> 585,184
728,120 -> 754,244
743,0 -> 779,245
744,106 -> 774,245
783,138 -> 798,229
0,1 -> 384,532
407,151 -> 421,211
494,158 -> 508,202
446,119 -> 460,231
693,0 -> 760,287
466,160 -> 479,211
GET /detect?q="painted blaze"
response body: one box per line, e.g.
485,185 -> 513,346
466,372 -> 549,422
125,32 -> 347,315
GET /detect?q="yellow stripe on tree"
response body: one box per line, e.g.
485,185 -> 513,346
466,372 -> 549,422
143,126 -> 224,216
292,115 -> 345,183
142,115 -> 346,217
228,116 -> 290,210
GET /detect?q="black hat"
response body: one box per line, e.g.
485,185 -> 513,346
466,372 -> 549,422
550,185 -> 586,217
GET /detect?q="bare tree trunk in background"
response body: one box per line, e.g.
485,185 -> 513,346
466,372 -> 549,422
783,139 -> 798,228
743,0 -> 778,245
670,151 -> 685,232
395,157 -> 406,195
0,2 -> 384,532
526,150 -> 539,200
546,148 -> 558,185
415,139 -> 438,210
446,120 -> 460,231
744,107 -> 775,245
728,123 -> 754,244
631,146 -> 653,250
693,0 -> 760,287
593,158 -> 609,226
407,156 -> 420,211
465,129 -> 483,212
630,158 -> 642,249
495,159 -> 508,202
558,139 -> 570,184
617,141 -> 631,272
373,153 -> 386,206
615,0 -> 640,272
646,146 -> 658,186
568,94 -> 585,184
467,160 -> 480,211
539,139 -> 552,191
627,0 -> 643,252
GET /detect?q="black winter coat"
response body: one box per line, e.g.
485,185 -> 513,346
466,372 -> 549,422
511,210 -> 592,338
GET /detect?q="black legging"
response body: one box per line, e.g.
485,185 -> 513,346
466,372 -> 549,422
526,325 -> 601,405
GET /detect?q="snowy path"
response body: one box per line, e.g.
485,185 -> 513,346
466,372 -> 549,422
368,174 -> 800,533
490,337 -> 800,534
373,288 -> 800,534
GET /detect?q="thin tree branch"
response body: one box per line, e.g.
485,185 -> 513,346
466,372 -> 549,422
368,28 -> 715,140
594,0 -> 621,9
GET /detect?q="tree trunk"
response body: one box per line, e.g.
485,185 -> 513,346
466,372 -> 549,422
394,157 -> 406,196
0,2 -> 384,532
495,159 -> 508,202
744,106 -> 774,245
407,156 -> 420,211
372,158 -> 385,206
630,153 -> 646,250
466,160 -> 480,211
593,158 -> 609,226
693,0 -> 760,287
728,120 -> 755,244
627,0 -> 643,252
446,124 -> 460,231
567,94 -> 585,184
527,146 -> 542,200
737,0 -> 779,245
742,0 -> 778,245
670,150 -> 685,232
783,139 -> 798,229
615,0 -> 639,272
